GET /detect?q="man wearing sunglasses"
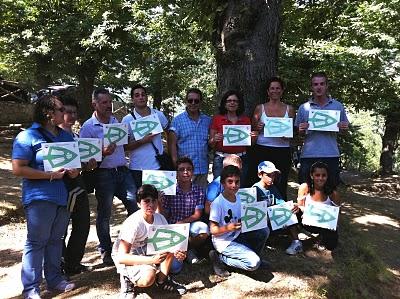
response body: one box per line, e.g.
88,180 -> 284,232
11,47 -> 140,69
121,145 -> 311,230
169,88 -> 211,188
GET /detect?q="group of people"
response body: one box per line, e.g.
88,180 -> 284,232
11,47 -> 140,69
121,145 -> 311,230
12,71 -> 349,299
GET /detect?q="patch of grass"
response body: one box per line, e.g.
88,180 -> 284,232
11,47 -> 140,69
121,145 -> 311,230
325,219 -> 395,298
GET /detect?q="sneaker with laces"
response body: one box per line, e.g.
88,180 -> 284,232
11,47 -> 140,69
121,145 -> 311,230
120,276 -> 135,299
156,276 -> 187,295
209,250 -> 230,277
186,249 -> 200,264
49,280 -> 75,292
286,240 -> 303,255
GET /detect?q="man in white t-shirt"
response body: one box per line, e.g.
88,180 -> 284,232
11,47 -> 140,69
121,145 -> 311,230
112,184 -> 186,298
122,84 -> 169,189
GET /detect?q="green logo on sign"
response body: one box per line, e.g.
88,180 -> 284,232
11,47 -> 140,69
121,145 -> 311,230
309,111 -> 337,129
147,228 -> 186,251
306,205 -> 335,223
78,141 -> 100,160
269,207 -> 293,226
143,174 -> 174,190
265,119 -> 290,135
224,127 -> 249,144
104,127 -> 127,144
132,121 -> 159,137
43,146 -> 78,168
238,191 -> 256,204
241,206 -> 266,229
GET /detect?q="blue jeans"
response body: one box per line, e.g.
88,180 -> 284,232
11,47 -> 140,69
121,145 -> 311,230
220,228 -> 269,271
22,200 -> 70,297
94,167 -> 138,253
212,154 -> 248,187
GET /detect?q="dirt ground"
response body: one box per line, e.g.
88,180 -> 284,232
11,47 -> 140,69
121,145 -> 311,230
1,129 -> 399,299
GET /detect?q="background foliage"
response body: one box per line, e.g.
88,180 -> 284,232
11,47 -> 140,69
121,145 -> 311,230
1,0 -> 399,172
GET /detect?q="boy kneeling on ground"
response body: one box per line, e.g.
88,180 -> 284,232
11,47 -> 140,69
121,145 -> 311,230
252,161 -> 302,255
209,165 -> 270,277
112,184 -> 187,298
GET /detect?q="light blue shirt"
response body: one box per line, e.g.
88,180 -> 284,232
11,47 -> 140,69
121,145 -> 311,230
80,113 -> 127,168
170,110 -> 211,175
12,123 -> 74,206
295,97 -> 349,158
206,176 -> 222,202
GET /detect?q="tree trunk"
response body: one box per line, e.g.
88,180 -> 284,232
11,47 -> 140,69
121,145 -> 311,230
152,72 -> 163,110
34,54 -> 52,89
380,112 -> 400,175
76,60 -> 98,122
214,0 -> 282,115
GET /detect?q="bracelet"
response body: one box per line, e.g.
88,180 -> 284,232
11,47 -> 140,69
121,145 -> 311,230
49,173 -> 54,182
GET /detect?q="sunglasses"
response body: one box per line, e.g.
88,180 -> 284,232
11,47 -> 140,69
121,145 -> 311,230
187,98 -> 200,104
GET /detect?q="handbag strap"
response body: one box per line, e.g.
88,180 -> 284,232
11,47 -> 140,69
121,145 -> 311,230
37,127 -> 59,143
130,110 -> 160,155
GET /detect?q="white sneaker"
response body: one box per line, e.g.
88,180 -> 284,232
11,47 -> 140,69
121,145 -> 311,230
286,240 -> 303,255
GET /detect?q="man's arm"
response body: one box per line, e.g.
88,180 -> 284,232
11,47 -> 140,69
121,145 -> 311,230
168,131 -> 178,168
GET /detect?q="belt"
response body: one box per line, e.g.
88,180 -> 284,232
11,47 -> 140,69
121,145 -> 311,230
98,166 -> 127,172
215,151 -> 246,157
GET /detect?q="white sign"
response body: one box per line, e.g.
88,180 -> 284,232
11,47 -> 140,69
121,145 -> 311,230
237,188 -> 257,204
264,117 -> 293,138
130,114 -> 163,140
142,170 -> 177,195
223,125 -> 251,146
103,123 -> 129,146
308,109 -> 340,132
241,201 -> 269,233
147,223 -> 189,254
302,201 -> 339,230
267,201 -> 298,231
76,138 -> 102,162
41,142 -> 81,171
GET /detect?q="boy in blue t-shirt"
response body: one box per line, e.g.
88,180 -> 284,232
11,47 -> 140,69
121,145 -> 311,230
209,165 -> 269,277
252,161 -> 302,255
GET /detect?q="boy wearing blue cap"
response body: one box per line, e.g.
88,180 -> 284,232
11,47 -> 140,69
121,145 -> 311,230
253,161 -> 302,255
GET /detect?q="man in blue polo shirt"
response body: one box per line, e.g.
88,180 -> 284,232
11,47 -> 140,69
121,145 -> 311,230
169,88 -> 211,189
80,88 -> 138,266
295,72 -> 349,187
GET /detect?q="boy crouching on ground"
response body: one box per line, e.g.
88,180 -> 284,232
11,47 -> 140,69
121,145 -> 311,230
252,161 -> 302,255
209,165 -> 270,277
112,184 -> 187,298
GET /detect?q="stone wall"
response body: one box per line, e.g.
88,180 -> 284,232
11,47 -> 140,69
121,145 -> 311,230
0,101 -> 33,125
